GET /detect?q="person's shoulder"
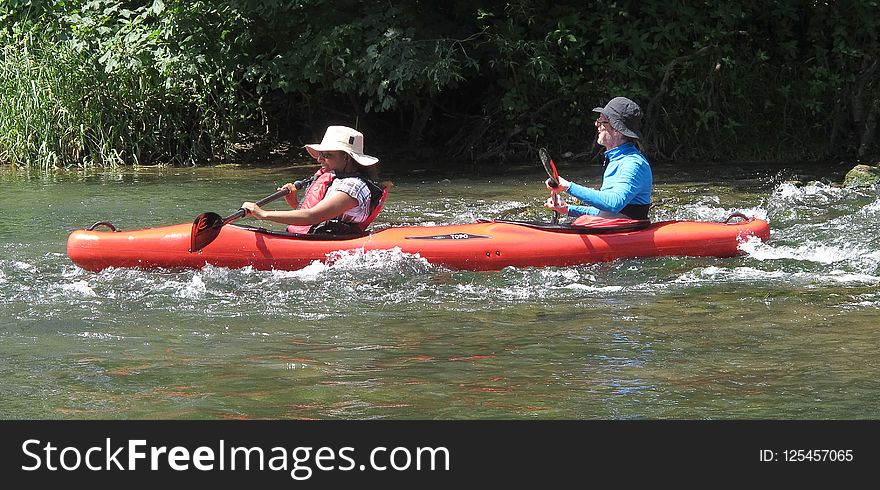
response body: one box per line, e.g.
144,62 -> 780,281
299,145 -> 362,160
618,146 -> 647,161
333,176 -> 370,188
329,177 -> 371,198
623,145 -> 650,164
331,175 -> 364,183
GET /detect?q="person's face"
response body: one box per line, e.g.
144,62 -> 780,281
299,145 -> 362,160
595,114 -> 625,149
317,151 -> 349,172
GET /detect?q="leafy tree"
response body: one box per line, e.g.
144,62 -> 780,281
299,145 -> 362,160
1,0 -> 877,168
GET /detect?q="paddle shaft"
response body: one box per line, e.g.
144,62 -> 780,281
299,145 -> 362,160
223,188 -> 288,225
221,179 -> 306,225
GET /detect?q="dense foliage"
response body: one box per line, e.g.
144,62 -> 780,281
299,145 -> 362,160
1,0 -> 878,168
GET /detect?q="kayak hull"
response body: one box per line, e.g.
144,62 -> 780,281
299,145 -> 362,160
66,219 -> 771,272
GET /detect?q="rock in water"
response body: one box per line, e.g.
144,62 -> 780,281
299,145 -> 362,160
843,164 -> 880,187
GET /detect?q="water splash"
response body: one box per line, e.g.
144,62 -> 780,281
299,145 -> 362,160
654,203 -> 768,222
178,273 -> 207,299
751,182 -> 880,278
674,265 -> 878,287
772,181 -> 850,203
768,181 -> 879,226
57,280 -> 98,298
741,238 -> 871,265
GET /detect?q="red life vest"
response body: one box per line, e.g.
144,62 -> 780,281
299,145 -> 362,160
286,171 -> 387,234
287,170 -> 333,234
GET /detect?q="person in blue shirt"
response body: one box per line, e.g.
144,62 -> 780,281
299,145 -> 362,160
545,96 -> 652,221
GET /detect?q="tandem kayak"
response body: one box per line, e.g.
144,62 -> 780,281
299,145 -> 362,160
66,214 -> 770,272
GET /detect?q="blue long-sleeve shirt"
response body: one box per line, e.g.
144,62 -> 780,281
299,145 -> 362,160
566,143 -> 652,217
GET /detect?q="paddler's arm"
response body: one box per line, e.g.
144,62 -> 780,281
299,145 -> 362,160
545,176 -> 599,217
242,191 -> 357,225
544,196 -> 569,215
565,159 -> 649,215
279,182 -> 300,209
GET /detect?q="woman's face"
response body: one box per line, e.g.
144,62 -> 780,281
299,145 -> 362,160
317,151 -> 350,172
595,115 -> 625,149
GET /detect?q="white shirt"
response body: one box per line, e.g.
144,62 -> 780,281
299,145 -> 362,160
327,176 -> 371,224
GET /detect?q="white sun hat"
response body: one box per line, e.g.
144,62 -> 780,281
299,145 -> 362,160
304,126 -> 379,166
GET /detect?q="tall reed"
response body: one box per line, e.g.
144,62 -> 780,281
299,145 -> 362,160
3,37 -> 100,168
0,35 -> 225,169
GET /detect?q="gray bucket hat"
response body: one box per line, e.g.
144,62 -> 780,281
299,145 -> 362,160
592,96 -> 642,139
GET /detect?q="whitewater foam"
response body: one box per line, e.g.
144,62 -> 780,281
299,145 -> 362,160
58,280 -> 98,297
741,238 -> 871,265
178,273 -> 207,299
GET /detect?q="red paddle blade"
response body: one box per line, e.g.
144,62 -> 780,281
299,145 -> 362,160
540,147 -> 562,224
189,212 -> 223,252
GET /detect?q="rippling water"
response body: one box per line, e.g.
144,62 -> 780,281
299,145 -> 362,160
1,163 -> 878,419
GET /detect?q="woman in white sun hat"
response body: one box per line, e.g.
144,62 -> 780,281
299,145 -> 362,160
242,126 -> 387,235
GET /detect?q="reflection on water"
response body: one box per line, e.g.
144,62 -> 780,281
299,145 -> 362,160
1,164 -> 879,419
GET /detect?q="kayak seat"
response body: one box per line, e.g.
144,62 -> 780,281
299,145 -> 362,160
233,224 -> 370,241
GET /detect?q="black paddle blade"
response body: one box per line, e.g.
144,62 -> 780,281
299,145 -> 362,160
189,212 -> 223,252
539,147 -> 559,187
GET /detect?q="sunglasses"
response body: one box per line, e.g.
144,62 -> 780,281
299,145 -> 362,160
318,151 -> 338,159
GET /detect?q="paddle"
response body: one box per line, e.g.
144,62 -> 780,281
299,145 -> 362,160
539,148 -> 563,224
189,180 -> 306,253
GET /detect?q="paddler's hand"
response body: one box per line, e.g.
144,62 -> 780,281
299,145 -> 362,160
545,176 -> 570,192
241,202 -> 266,219
544,196 -> 568,214
279,182 -> 299,208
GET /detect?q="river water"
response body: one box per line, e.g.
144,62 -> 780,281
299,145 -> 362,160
1,161 -> 878,419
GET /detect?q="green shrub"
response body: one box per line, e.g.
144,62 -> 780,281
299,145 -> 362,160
1,0 -> 878,168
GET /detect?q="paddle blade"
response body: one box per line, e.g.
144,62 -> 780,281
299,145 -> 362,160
189,212 -> 223,252
539,147 -> 559,187
540,147 -> 563,224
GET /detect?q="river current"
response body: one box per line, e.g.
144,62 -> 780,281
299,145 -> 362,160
1,162 -> 878,419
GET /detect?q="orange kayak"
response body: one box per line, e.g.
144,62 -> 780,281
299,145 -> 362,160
66,217 -> 770,272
